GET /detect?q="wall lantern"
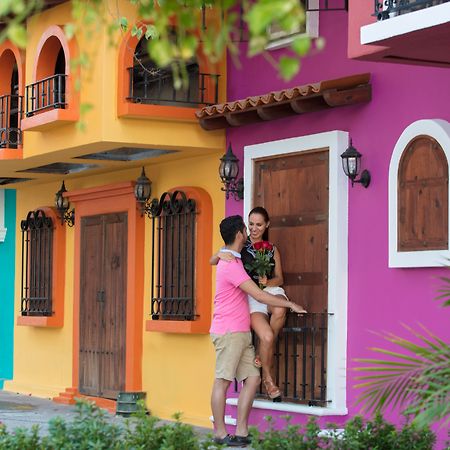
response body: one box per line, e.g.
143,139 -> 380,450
134,167 -> 152,217
340,140 -> 371,188
219,143 -> 244,200
55,181 -> 75,227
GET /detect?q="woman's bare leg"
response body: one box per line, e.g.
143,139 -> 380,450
251,312 -> 281,398
268,304 -> 287,340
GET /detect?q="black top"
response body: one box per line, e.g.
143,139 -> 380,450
241,238 -> 276,284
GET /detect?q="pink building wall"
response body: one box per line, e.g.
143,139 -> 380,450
224,9 -> 450,447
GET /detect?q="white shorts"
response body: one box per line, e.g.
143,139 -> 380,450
248,286 -> 288,315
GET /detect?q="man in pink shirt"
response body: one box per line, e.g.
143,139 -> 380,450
210,215 -> 306,447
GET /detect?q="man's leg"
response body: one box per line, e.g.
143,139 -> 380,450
235,375 -> 260,437
211,378 -> 232,439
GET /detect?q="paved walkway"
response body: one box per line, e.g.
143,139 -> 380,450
0,390 -> 246,449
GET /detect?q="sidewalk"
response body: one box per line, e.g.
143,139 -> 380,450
0,390 -> 248,449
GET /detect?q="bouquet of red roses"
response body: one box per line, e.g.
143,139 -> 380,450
244,241 -> 275,289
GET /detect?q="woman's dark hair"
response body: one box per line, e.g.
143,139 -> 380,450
248,206 -> 270,241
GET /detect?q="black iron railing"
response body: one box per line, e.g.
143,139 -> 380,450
247,312 -> 330,405
149,191 -> 197,321
21,210 -> 53,317
374,0 -> 449,20
25,73 -> 67,117
127,65 -> 219,107
0,94 -> 23,148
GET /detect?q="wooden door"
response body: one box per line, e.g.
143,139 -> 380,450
79,213 -> 127,399
253,149 -> 329,404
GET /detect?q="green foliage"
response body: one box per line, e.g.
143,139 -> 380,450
249,414 -> 435,450
355,279 -> 450,428
0,0 -> 315,82
0,400 -> 219,450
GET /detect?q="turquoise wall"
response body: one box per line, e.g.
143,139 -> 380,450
0,190 -> 16,388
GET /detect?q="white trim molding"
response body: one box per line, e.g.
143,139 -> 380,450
389,119 -> 450,268
239,131 -> 349,416
266,0 -> 319,50
0,190 -> 7,243
361,2 -> 450,45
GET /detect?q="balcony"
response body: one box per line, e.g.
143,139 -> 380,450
349,0 -> 450,67
25,73 -> 66,117
0,94 -> 23,149
127,64 -> 219,108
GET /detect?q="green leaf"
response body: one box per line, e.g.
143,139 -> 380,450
292,36 -> 311,57
64,23 -> 76,40
7,23 -> 27,47
119,16 -> 128,31
279,56 -> 300,81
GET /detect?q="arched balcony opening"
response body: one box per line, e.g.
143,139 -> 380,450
127,28 -> 219,108
26,37 -> 67,117
0,49 -> 23,149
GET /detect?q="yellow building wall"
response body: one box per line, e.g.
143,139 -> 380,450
6,151 -> 224,429
20,0 -> 225,163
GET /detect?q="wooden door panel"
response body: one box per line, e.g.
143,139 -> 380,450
101,213 -> 127,399
253,149 -> 329,404
79,216 -> 103,396
79,213 -> 127,400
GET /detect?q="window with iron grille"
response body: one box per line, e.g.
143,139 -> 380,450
127,34 -> 219,107
20,209 -> 54,316
149,191 -> 197,321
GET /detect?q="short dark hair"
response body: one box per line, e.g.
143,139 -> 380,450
220,215 -> 246,245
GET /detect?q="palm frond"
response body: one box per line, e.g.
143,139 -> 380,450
354,323 -> 450,427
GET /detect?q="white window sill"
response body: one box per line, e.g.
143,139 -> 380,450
226,398 -> 348,416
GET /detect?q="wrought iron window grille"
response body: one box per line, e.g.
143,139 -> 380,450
236,312 -> 332,406
374,0 -> 449,20
0,94 -> 23,148
127,63 -> 219,107
20,209 -> 54,317
149,191 -> 197,321
25,73 -> 67,117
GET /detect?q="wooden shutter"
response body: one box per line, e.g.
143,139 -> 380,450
398,136 -> 448,251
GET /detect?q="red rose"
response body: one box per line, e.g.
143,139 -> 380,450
253,241 -> 264,251
261,241 -> 273,251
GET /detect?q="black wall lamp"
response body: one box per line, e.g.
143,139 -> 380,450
340,140 -> 371,188
219,143 -> 244,200
55,181 -> 75,227
134,167 -> 153,217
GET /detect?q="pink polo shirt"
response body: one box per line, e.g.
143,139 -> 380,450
210,257 -> 251,335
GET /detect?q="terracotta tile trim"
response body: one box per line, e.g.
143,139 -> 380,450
196,73 -> 371,130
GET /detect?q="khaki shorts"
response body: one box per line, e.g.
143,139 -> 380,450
211,332 -> 260,382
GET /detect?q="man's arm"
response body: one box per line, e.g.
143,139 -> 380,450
239,279 -> 306,314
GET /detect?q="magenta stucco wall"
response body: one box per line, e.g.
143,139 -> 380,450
223,10 -> 450,447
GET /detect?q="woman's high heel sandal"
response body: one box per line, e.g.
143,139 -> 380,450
263,378 -> 281,401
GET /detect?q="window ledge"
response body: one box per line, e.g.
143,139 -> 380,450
0,148 -> 23,160
17,315 -> 63,327
226,397 -> 348,416
21,108 -> 79,131
145,318 -> 210,334
118,102 -> 199,122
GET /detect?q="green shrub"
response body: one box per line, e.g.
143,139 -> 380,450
250,413 -> 435,450
0,400 -> 437,450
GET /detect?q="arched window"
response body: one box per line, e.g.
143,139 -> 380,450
128,33 -> 204,107
389,119 -> 450,267
26,36 -> 67,116
398,136 -> 448,252
0,45 -> 23,149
